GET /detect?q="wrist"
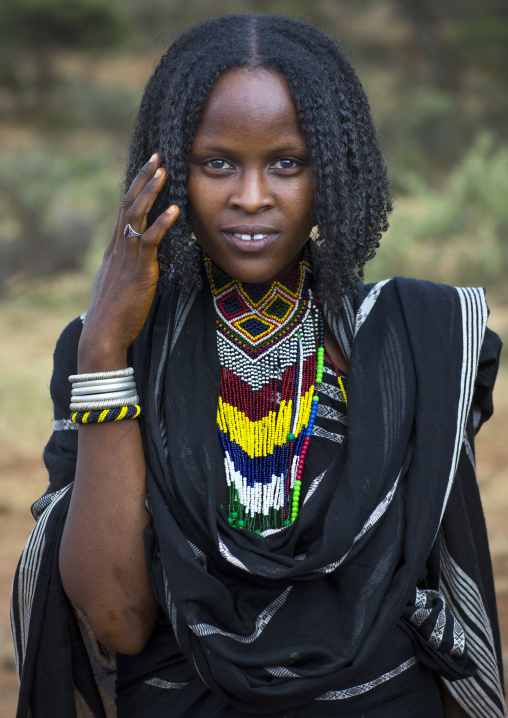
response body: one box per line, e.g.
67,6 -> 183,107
77,340 -> 128,374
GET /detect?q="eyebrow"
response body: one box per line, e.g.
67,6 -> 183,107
195,144 -> 307,154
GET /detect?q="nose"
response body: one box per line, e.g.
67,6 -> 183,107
228,168 -> 275,213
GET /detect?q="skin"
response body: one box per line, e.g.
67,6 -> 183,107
188,68 -> 314,284
58,68 -> 466,716
189,68 -> 346,371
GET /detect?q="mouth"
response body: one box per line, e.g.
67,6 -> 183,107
232,232 -> 271,241
222,227 -> 279,250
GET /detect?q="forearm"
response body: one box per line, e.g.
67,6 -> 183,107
59,392 -> 158,654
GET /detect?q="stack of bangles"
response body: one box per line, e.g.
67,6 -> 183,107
68,368 -> 142,424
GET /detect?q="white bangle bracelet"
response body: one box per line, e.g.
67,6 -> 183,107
70,395 -> 140,412
71,376 -> 135,389
71,382 -> 136,396
71,388 -> 137,403
68,367 -> 134,383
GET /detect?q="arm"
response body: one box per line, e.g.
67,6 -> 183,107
59,155 -> 179,655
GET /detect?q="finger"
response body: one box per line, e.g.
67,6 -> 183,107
124,166 -> 167,239
137,205 -> 180,264
105,153 -> 160,257
122,153 -> 160,215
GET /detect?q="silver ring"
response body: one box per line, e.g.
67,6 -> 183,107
71,388 -> 137,402
124,223 -> 143,239
69,368 -> 134,383
72,382 -> 136,396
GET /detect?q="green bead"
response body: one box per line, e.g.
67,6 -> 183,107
283,519 -> 291,526
228,516 -> 234,524
297,331 -> 301,339
312,395 -> 319,401
255,529 -> 261,534
287,432 -> 296,441
236,519 -> 245,528
231,511 -> 238,519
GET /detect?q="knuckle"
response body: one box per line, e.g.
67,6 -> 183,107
155,213 -> 171,229
125,207 -> 137,224
119,196 -> 131,214
140,234 -> 157,248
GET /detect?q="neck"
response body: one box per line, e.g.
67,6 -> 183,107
204,255 -> 313,356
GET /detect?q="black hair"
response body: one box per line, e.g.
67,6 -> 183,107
125,14 -> 392,313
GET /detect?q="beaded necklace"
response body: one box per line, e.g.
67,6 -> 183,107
205,256 -> 326,532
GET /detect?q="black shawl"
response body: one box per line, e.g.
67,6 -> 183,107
11,277 -> 506,717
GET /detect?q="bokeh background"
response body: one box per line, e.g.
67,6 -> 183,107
1,0 -> 507,714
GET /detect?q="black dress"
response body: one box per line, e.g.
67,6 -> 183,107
11,277 -> 506,718
115,361 -> 444,717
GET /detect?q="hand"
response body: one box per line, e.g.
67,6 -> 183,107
78,154 -> 179,371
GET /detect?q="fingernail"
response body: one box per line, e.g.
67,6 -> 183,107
166,205 -> 177,214
155,168 -> 163,177
149,153 -> 158,162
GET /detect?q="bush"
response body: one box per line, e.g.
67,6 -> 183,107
365,133 -> 508,292
0,148 -> 120,289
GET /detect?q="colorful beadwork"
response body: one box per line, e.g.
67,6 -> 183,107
70,405 -> 142,424
206,256 -> 327,532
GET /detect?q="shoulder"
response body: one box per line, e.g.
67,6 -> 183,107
356,277 -> 486,311
51,314 -> 86,392
54,314 -> 86,354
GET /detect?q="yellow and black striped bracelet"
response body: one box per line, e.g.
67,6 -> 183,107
71,405 -> 142,424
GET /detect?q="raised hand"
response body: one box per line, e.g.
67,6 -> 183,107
78,154 -> 179,372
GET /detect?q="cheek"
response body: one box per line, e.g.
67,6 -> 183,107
188,179 -> 214,226
279,175 -> 314,217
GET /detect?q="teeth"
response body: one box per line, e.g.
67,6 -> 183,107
233,233 -> 269,241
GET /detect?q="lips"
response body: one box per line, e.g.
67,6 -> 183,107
222,230 -> 279,251
221,226 -> 280,250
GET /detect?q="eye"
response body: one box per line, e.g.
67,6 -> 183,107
204,158 -> 234,170
271,158 -> 301,170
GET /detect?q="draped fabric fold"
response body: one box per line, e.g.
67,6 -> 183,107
11,276 -> 506,717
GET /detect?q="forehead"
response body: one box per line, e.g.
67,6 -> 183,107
192,68 -> 306,148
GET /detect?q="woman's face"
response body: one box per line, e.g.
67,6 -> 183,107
188,68 -> 314,284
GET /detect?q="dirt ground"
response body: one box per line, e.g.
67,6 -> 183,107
1,299 -> 507,717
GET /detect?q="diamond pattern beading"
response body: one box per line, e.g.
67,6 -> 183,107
218,291 -> 248,319
236,316 -> 274,340
204,256 -> 312,360
263,295 -> 292,322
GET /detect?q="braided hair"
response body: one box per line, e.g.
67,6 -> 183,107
125,14 -> 392,313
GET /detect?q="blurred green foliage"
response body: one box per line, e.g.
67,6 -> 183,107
366,133 -> 508,288
0,149 -> 120,289
0,0 -> 506,294
0,0 -> 130,116
0,0 -> 129,46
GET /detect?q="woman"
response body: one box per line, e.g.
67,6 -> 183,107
11,14 -> 505,718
